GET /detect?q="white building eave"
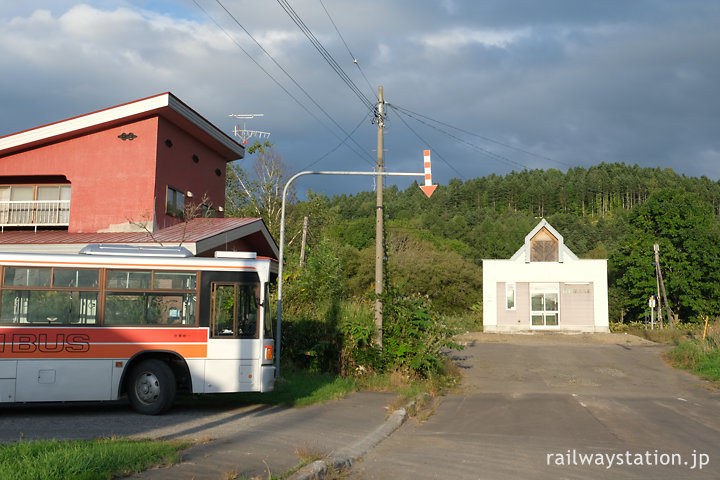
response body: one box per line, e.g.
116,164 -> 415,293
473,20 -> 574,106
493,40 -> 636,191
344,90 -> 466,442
0,93 -> 244,158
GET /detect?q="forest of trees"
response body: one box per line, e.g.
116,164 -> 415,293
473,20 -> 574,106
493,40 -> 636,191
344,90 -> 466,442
228,156 -> 720,328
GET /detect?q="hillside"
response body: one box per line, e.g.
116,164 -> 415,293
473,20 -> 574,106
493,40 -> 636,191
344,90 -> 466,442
240,162 -> 720,324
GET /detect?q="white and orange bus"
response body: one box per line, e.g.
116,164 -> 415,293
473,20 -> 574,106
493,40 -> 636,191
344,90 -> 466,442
0,244 -> 276,414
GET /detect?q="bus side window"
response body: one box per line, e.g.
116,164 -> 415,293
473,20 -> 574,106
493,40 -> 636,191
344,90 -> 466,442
146,294 -> 196,325
0,290 -> 98,325
0,290 -> 28,323
104,294 -> 144,325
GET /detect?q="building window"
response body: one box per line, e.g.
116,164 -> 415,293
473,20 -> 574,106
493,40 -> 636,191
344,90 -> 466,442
166,186 -> 185,218
530,227 -> 559,262
0,184 -> 71,226
505,282 -> 516,310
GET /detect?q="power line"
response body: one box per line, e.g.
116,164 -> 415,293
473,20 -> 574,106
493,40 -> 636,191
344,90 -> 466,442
197,0 -> 375,166
275,0 -> 375,111
389,105 -> 467,180
390,104 -> 571,169
191,0 -> 306,119
297,110 -> 373,171
212,0 -> 373,165
389,104 -> 530,171
318,0 -> 376,101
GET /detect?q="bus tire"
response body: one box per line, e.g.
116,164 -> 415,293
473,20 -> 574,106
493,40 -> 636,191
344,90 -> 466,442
127,359 -> 177,415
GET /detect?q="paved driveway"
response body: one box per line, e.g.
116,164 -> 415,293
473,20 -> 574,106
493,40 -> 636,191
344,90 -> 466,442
348,334 -> 720,479
0,390 -> 397,479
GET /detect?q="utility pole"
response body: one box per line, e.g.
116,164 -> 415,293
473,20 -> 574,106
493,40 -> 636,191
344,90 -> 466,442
375,86 -> 385,348
654,243 -> 663,329
299,216 -> 309,267
276,169 -> 435,376
654,243 -> 672,327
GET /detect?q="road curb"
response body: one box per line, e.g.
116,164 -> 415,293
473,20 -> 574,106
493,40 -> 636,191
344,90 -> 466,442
289,407 -> 408,480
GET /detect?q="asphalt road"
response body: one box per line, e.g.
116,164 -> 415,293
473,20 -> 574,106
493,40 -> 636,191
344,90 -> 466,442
347,334 -> 720,480
2,333 -> 719,480
0,389 -> 398,479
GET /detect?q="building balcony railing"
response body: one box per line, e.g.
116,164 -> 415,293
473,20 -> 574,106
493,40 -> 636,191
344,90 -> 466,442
0,200 -> 71,230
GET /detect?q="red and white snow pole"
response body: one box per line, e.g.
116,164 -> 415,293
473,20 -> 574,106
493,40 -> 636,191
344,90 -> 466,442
420,149 -> 438,198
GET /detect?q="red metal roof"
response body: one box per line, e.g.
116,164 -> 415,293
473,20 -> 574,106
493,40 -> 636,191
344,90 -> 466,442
0,217 -> 278,258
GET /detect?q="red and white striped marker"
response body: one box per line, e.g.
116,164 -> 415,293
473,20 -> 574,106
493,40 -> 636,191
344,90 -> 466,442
420,149 -> 437,198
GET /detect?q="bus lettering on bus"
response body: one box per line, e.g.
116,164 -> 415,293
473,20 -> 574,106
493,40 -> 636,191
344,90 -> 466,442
1,332 -> 91,354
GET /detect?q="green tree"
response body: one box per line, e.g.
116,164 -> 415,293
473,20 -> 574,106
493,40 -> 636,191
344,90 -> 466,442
384,228 -> 482,314
280,238 -> 346,372
225,141 -> 292,237
284,238 -> 346,315
611,189 -> 720,323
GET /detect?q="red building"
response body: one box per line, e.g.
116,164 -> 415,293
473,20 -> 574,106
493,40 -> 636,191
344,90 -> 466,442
0,93 -> 277,258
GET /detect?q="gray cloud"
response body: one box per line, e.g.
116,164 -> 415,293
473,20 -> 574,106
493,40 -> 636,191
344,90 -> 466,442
1,1 -> 719,195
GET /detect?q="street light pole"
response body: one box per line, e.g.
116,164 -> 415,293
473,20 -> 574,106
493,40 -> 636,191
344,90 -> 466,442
275,170 -> 427,377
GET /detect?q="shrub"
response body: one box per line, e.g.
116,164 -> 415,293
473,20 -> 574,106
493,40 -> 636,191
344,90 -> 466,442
280,300 -> 341,373
283,239 -> 346,317
339,301 -> 382,377
381,285 -> 463,378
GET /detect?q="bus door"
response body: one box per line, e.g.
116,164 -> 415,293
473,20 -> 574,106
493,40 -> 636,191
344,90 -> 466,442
205,282 -> 260,392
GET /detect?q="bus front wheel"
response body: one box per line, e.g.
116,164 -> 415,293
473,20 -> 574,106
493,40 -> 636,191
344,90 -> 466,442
127,359 -> 177,415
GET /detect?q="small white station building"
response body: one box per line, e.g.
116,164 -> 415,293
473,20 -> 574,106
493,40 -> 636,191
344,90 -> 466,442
482,219 -> 609,333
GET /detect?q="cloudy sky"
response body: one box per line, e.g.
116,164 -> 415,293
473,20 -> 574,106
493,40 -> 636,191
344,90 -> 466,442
2,0 -> 719,196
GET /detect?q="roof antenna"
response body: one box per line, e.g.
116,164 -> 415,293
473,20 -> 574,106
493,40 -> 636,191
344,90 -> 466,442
229,114 -> 271,145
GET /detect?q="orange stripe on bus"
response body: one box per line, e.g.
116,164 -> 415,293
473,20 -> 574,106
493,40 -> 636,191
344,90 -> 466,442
0,327 -> 208,343
0,343 -> 207,359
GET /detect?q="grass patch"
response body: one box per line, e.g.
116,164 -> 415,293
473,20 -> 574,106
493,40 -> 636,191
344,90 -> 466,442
665,323 -> 720,385
612,321 -> 704,344
356,357 -> 461,420
666,340 -> 720,384
193,370 -> 358,408
185,362 -> 458,430
442,313 -> 482,333
270,371 -> 358,407
0,437 -> 188,480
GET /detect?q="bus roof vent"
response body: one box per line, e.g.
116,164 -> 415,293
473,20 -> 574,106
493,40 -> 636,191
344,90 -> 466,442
214,251 -> 257,259
79,244 -> 194,258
